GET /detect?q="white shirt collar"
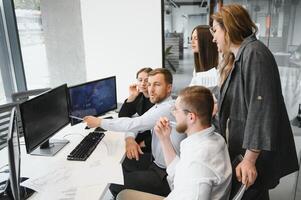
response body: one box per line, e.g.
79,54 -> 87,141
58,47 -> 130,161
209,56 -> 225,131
155,96 -> 173,107
181,125 -> 215,149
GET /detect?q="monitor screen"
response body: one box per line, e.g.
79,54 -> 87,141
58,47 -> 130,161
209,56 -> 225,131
20,84 -> 70,155
68,76 -> 117,125
7,107 -> 21,200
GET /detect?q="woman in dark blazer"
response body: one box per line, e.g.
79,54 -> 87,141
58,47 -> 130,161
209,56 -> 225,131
119,67 -> 154,153
211,4 -> 299,200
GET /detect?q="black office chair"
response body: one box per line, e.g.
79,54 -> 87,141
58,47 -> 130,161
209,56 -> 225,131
0,102 -> 18,150
11,88 -> 51,137
230,155 -> 246,200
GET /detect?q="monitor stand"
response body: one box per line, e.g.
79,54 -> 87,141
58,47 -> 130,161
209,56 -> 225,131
0,178 -> 35,200
30,139 -> 69,156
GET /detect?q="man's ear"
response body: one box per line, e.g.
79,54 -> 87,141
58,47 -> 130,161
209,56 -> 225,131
167,84 -> 172,94
187,112 -> 196,124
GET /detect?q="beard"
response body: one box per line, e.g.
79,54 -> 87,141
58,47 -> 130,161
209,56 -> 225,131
176,122 -> 187,133
150,94 -> 167,104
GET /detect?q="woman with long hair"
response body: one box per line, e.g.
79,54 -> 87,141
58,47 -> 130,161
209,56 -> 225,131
189,25 -> 219,87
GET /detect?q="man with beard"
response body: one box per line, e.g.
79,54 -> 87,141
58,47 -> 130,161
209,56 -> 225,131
117,86 -> 232,200
84,68 -> 186,197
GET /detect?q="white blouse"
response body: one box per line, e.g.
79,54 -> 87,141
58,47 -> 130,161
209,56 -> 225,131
189,68 -> 219,88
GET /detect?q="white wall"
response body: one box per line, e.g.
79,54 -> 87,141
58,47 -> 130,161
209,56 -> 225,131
80,0 -> 162,102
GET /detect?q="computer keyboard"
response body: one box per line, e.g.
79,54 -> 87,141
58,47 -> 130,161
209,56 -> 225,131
67,131 -> 105,161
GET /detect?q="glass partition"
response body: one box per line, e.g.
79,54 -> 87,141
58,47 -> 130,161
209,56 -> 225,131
162,0 -> 301,120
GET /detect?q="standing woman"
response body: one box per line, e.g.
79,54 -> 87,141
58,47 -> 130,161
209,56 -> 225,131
119,67 -> 154,153
189,25 -> 219,87
211,4 -> 299,200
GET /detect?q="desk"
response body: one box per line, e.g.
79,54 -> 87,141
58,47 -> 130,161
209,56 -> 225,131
0,122 -> 125,200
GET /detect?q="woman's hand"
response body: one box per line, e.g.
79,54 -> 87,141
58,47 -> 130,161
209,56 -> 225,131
127,84 -> 139,102
236,150 -> 260,188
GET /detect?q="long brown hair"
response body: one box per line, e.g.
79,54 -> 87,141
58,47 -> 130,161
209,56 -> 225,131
192,25 -> 218,72
212,4 -> 257,85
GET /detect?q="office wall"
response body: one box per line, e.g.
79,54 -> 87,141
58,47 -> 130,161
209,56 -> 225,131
80,0 -> 162,102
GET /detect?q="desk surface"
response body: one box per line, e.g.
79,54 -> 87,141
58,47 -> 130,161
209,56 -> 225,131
0,122 -> 125,200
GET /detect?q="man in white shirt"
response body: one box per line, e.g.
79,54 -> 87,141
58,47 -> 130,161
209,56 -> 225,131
84,68 -> 186,197
116,86 -> 232,200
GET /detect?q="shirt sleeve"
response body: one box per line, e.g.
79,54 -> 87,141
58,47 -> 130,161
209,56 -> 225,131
166,155 -> 180,189
189,71 -> 196,86
101,102 -> 172,135
242,45 -> 280,151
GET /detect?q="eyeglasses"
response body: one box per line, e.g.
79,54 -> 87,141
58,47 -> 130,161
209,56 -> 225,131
209,23 -> 221,36
171,106 -> 191,115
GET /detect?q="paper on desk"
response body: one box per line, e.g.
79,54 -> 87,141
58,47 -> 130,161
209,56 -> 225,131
33,184 -> 107,200
21,163 -> 123,193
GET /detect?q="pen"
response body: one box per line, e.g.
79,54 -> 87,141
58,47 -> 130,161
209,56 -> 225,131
69,115 -> 84,121
169,121 -> 176,127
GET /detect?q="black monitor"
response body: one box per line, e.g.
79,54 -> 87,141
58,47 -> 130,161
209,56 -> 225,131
68,76 -> 117,125
0,108 -> 34,200
6,107 -> 20,200
20,84 -> 70,156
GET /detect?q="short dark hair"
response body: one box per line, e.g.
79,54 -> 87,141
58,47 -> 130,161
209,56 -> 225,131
136,67 -> 153,79
178,86 -> 214,126
148,68 -> 173,84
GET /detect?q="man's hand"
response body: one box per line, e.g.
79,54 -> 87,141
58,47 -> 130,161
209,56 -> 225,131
154,117 -> 172,141
235,156 -> 258,188
125,137 -> 143,161
83,116 -> 101,128
127,84 -> 139,102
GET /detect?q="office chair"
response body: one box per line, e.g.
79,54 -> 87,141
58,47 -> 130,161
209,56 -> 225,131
11,88 -> 51,137
230,155 -> 246,200
0,102 -> 18,150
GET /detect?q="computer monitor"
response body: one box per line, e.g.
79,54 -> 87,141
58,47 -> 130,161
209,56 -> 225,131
6,107 -> 21,200
0,108 -> 34,200
68,76 -> 117,125
20,84 -> 70,156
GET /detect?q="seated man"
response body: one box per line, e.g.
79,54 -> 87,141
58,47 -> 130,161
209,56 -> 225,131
84,68 -> 186,197
117,86 -> 232,200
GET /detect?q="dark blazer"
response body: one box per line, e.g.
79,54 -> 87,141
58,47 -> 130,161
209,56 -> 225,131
218,34 -> 299,189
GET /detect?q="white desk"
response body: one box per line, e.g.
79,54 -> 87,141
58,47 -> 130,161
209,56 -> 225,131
0,122 -> 125,200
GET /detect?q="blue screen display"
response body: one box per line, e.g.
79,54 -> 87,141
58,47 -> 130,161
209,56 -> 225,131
68,76 -> 117,125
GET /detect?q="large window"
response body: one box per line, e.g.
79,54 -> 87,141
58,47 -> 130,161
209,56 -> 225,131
14,0 -> 49,89
13,0 -> 86,90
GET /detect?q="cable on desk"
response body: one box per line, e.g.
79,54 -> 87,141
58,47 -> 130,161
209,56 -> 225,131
63,133 -> 85,139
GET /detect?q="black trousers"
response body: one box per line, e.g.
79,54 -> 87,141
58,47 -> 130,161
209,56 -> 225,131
242,188 -> 269,200
109,153 -> 171,198
135,131 -> 152,153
